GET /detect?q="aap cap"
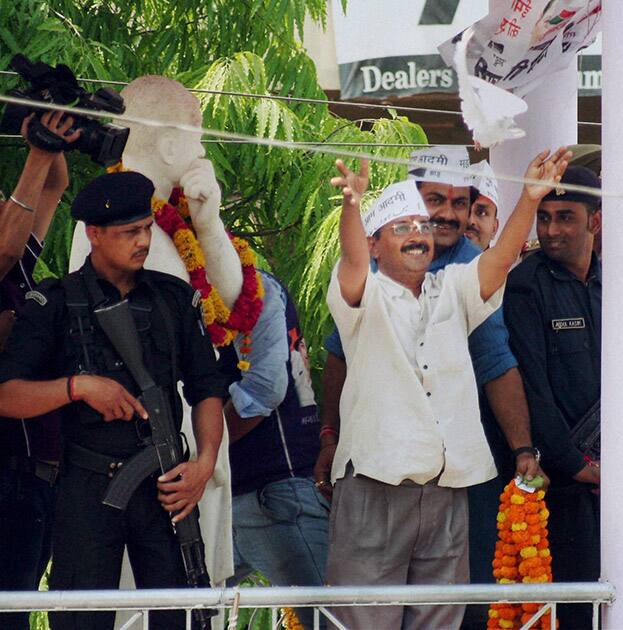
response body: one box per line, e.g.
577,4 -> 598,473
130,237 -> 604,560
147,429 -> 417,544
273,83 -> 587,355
408,145 -> 473,188
471,160 -> 499,208
541,166 -> 601,207
71,171 -> 155,226
363,180 -> 428,236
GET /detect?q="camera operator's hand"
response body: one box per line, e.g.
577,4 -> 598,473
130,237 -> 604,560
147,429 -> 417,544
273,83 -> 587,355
179,158 -> 222,231
21,111 -> 81,155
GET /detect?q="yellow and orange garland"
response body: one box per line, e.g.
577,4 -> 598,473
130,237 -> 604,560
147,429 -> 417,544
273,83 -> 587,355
488,479 -> 555,629
108,163 -> 264,370
281,608 -> 304,630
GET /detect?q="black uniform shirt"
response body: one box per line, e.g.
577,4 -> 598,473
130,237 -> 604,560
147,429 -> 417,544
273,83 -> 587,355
0,258 -> 227,458
504,250 -> 601,483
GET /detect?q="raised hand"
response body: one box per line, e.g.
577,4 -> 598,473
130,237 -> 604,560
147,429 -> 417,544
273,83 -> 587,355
331,158 -> 369,207
523,147 -> 573,201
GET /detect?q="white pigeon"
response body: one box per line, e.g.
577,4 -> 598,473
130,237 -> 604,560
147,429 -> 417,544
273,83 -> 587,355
454,27 -> 528,149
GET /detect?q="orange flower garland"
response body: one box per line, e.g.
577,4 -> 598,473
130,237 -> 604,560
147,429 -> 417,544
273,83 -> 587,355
107,162 -> 264,370
151,190 -> 264,364
281,608 -> 304,630
488,479 -> 556,629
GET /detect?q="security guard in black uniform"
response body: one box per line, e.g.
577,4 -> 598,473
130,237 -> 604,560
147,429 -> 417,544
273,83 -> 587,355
0,171 -> 226,630
504,166 -> 601,630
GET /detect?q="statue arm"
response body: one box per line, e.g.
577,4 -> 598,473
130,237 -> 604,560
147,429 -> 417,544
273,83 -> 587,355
195,215 -> 243,309
181,159 -> 243,309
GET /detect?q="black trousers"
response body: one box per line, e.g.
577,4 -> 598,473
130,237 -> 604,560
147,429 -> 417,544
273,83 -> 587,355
0,465 -> 56,630
49,462 -> 192,630
547,483 -> 600,630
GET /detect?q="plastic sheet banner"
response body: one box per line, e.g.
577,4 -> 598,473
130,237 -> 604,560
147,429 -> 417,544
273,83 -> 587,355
439,0 -> 602,98
331,0 -> 601,99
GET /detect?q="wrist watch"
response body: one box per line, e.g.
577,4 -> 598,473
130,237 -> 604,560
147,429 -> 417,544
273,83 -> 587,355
513,446 -> 541,463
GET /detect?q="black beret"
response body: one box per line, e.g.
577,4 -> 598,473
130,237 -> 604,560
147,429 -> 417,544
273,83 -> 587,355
71,171 -> 154,226
541,166 -> 601,207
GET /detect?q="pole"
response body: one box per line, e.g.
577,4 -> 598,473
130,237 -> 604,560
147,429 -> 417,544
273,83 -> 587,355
600,1 -> 623,627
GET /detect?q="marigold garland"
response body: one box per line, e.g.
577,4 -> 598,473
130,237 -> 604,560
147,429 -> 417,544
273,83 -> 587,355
107,162 -> 264,370
281,607 -> 304,630
488,479 -> 556,629
151,192 -> 264,363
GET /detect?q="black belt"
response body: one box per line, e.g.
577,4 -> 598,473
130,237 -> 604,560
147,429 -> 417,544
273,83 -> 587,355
65,443 -> 126,479
1,455 -> 59,486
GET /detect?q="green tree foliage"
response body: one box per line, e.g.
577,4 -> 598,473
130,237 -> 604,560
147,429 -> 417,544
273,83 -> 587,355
0,0 -> 427,381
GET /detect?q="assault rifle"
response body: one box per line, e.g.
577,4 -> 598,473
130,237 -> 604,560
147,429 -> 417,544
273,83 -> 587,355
569,400 -> 600,462
94,299 -> 214,629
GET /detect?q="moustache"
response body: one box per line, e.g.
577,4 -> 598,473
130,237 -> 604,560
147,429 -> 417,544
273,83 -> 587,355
432,219 -> 460,231
401,242 -> 430,254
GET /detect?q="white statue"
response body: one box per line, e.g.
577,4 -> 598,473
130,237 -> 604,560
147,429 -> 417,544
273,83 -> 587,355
69,76 -> 239,620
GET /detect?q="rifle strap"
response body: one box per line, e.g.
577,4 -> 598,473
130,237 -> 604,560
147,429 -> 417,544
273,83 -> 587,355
64,260 -> 179,395
145,276 -> 179,393
62,271 -> 98,375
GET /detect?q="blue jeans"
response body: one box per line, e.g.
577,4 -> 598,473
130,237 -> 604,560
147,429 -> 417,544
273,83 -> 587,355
231,477 -> 330,629
0,466 -> 57,630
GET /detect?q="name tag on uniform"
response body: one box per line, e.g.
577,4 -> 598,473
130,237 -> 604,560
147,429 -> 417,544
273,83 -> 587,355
25,290 -> 47,306
551,317 -> 585,331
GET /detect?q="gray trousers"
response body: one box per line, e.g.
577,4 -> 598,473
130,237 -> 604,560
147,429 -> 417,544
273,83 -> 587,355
326,470 -> 469,630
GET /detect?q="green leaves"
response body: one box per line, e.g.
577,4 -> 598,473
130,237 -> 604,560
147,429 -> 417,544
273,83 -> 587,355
0,0 -> 430,401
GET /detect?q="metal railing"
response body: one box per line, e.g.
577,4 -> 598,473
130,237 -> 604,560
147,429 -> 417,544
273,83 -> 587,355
0,583 -> 615,630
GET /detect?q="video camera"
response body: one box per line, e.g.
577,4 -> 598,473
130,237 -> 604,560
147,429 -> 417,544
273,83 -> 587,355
0,54 -> 129,166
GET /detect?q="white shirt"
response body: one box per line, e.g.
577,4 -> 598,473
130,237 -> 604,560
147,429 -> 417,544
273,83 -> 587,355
327,256 -> 500,488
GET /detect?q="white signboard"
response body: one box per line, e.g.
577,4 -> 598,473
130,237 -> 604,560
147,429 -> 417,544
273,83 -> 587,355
331,0 -> 601,98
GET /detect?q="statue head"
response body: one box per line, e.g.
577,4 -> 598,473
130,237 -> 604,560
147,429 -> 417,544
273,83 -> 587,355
118,75 -> 205,193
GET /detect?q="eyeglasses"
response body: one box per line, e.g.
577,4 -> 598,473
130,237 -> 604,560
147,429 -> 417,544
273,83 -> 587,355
389,220 -> 433,236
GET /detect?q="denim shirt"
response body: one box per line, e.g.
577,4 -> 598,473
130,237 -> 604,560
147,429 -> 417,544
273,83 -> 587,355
229,273 -> 290,417
227,271 -> 320,495
325,236 -> 517,387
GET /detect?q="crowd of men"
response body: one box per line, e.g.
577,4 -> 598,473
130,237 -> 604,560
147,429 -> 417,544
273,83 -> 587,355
0,92 -> 603,630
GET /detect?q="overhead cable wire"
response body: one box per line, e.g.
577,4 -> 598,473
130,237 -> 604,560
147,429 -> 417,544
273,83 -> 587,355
0,133 -> 472,148
0,92 -> 608,200
0,69 -> 603,128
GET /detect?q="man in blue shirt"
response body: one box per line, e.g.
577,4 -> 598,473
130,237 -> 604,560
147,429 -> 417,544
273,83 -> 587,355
221,271 -> 327,630
315,148 -> 545,625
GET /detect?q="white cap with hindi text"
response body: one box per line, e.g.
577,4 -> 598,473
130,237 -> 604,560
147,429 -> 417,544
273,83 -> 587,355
362,180 -> 428,236
472,160 -> 499,208
408,145 -> 473,188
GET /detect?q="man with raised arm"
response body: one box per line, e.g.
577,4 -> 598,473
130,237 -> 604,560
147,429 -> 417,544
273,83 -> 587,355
325,149 -> 569,630
316,147 -> 545,504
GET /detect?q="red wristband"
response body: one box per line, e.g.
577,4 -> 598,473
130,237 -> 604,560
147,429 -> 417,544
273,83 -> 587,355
319,426 -> 339,439
67,376 -> 78,402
